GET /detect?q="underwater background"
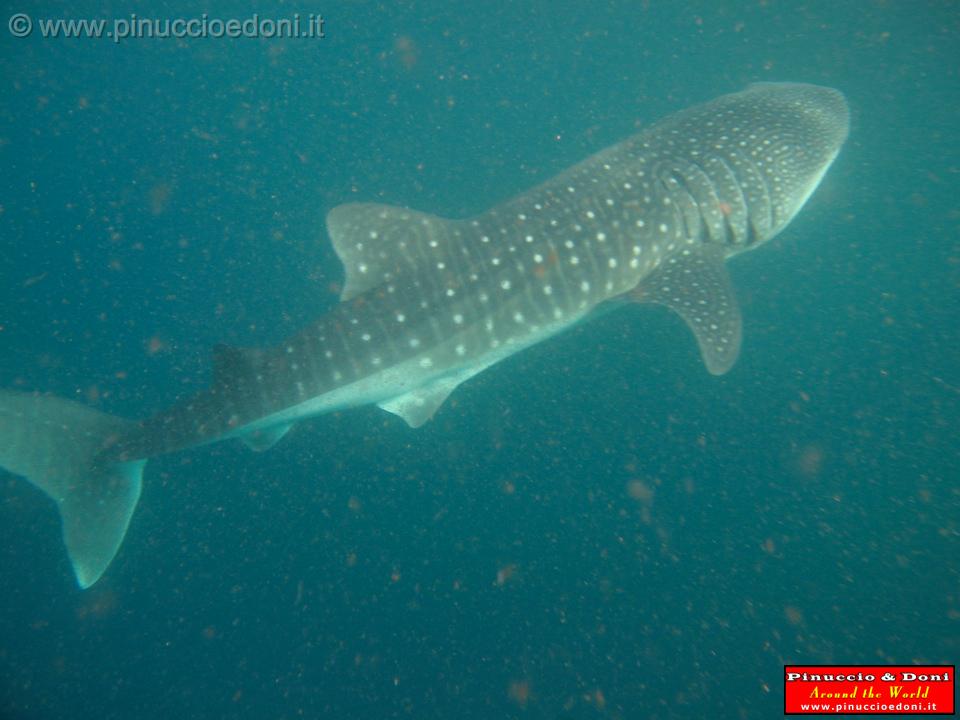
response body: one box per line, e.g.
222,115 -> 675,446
1,1 -> 957,718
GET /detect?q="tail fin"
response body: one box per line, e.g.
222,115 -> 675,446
0,390 -> 145,588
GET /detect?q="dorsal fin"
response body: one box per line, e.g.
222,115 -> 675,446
632,245 -> 742,375
211,344 -> 264,389
325,203 -> 462,301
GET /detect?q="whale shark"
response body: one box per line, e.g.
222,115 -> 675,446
0,82 -> 849,588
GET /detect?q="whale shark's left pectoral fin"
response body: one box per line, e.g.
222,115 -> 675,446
633,245 -> 742,375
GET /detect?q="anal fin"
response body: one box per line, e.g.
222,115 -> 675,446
633,245 -> 742,375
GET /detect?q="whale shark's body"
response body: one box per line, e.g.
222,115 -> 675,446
0,83 -> 849,588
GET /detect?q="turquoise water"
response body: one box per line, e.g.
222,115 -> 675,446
1,2 -> 957,718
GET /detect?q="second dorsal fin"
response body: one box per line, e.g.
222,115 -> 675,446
211,344 -> 264,389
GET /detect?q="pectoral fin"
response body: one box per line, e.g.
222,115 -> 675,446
633,246 -> 742,375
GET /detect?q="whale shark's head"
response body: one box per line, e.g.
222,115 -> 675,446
646,82 -> 849,252
736,82 -> 850,239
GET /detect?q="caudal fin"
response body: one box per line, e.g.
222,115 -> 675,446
0,390 -> 145,588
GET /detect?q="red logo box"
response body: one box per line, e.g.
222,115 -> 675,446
784,665 -> 954,715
